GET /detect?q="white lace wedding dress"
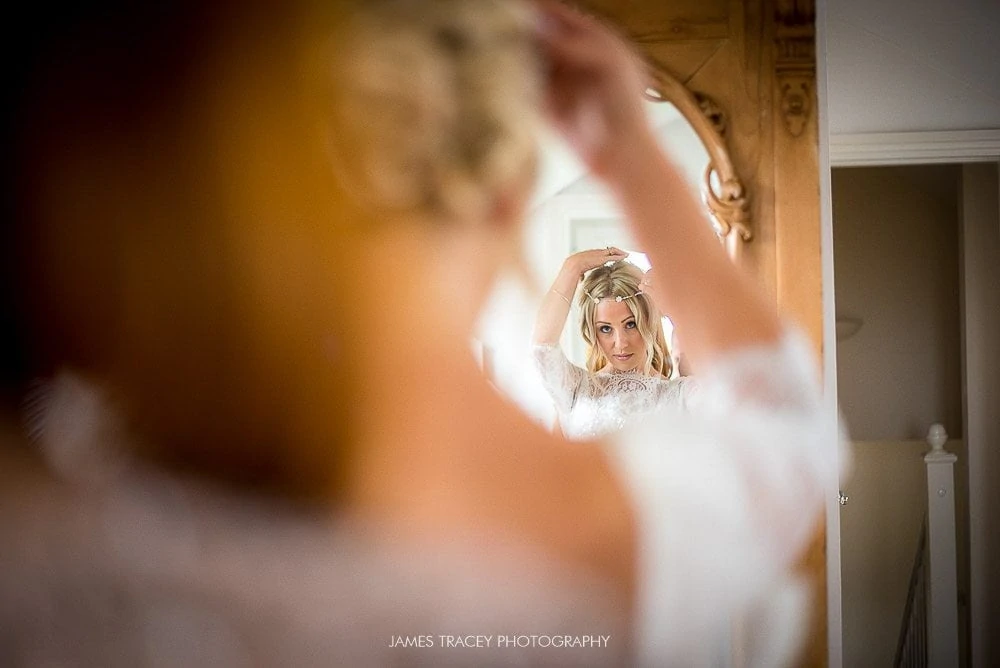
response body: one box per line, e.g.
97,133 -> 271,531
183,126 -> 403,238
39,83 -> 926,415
536,331 -> 845,666
605,330 -> 845,666
1,329 -> 844,667
533,344 -> 698,440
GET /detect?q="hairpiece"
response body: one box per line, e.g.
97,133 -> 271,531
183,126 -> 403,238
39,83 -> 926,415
583,289 -> 644,304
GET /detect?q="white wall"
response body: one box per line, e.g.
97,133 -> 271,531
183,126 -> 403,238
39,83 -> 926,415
825,0 -> 1000,135
841,440 -> 946,668
530,101 -> 692,208
833,165 -> 963,440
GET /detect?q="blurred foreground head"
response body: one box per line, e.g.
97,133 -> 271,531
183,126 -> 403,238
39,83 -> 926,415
2,0 -> 542,500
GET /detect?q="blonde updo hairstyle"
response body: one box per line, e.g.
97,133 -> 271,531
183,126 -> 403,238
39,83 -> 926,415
579,262 -> 672,378
327,0 -> 542,226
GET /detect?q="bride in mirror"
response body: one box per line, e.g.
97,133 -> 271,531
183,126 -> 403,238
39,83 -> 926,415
0,0 -> 839,665
532,248 -> 696,440
474,32 -> 713,434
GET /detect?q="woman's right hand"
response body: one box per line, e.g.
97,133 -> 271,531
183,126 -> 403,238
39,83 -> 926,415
534,247 -> 626,344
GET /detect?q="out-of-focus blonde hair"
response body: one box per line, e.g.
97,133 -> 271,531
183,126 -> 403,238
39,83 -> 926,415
4,0 -> 546,501
327,0 -> 541,225
578,262 -> 672,378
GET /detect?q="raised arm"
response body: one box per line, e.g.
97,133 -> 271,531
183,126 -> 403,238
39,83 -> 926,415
532,247 -> 626,345
537,3 -> 782,370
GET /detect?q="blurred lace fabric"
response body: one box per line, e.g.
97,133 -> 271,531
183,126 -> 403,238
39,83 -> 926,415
1,373 -> 627,667
607,328 -> 847,668
22,372 -> 134,487
2,325 -> 845,668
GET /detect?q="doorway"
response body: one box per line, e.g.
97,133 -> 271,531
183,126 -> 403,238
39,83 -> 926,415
830,161 -> 999,668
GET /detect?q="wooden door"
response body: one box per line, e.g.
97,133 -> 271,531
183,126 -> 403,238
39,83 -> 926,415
576,0 -> 827,665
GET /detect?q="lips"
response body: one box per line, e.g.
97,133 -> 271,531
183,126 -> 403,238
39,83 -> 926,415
613,353 -> 633,361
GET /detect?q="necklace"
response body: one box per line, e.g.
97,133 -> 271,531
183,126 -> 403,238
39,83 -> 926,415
605,366 -> 643,376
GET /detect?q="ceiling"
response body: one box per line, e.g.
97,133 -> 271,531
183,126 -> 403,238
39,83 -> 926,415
824,0 -> 1000,134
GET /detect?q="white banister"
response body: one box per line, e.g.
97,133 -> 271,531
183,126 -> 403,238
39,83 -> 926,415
924,423 -> 959,668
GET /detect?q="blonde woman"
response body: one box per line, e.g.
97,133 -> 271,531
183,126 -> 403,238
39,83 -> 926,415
0,1 -> 841,665
534,253 -> 697,439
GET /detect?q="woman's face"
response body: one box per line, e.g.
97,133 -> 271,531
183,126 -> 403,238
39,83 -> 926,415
594,299 -> 644,372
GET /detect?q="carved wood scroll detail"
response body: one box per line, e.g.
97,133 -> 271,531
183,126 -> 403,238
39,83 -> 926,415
775,0 -> 816,137
645,72 -> 752,250
694,92 -> 727,138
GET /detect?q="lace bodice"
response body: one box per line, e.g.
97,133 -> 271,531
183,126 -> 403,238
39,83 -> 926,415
533,344 -> 697,440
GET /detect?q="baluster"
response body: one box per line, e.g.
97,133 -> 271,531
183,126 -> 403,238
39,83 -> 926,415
924,423 -> 959,668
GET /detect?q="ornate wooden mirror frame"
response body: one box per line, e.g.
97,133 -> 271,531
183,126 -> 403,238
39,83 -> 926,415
572,1 -> 828,666
643,70 -> 753,260
572,0 -> 823,339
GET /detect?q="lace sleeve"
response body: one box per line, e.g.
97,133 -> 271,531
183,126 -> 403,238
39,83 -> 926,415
608,328 -> 848,666
654,375 -> 699,413
532,344 -> 587,413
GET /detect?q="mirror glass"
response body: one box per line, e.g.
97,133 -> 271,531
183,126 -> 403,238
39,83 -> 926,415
475,100 -> 712,432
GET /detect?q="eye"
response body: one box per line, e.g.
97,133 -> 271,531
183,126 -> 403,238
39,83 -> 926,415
625,320 -> 637,329
599,325 -> 612,335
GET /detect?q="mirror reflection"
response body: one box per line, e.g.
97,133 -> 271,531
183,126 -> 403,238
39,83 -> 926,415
476,100 -> 711,435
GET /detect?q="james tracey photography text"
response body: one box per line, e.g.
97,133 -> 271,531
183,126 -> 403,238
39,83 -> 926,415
389,635 -> 612,649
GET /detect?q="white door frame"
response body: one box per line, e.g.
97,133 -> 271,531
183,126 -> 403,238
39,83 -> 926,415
814,5 -> 844,665
829,130 -> 1000,167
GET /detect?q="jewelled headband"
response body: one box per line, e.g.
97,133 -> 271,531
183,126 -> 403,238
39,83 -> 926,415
582,288 -> 644,305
